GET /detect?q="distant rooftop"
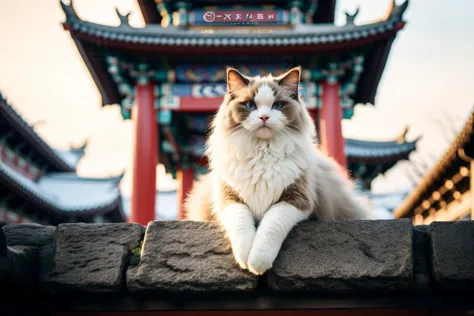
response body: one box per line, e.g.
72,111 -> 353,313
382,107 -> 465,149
0,160 -> 125,220
0,92 -> 86,172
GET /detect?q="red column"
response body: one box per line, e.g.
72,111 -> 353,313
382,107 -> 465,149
130,83 -> 158,225
319,80 -> 347,168
177,167 -> 195,220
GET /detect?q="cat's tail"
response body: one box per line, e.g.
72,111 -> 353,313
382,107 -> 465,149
312,152 -> 369,220
184,173 -> 214,221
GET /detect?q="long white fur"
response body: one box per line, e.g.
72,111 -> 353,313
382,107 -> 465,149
210,83 -> 311,221
205,77 -> 366,275
219,202 -> 256,269
247,202 -> 311,275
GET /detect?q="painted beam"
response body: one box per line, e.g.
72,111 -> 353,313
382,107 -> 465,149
159,95 -> 317,112
161,83 -> 316,101
161,96 -> 224,112
174,65 -> 296,82
189,9 -> 289,26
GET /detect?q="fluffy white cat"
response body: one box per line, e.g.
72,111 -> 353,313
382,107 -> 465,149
185,66 -> 366,275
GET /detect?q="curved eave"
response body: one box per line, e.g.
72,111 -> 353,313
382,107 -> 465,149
0,97 -> 76,172
0,164 -> 124,220
61,1 -> 406,106
62,18 -> 404,52
345,138 -> 417,163
394,110 -> 474,219
54,149 -> 85,169
164,136 -> 417,166
347,152 -> 412,164
45,172 -> 125,183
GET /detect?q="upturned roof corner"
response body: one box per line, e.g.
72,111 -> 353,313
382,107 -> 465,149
60,0 -> 78,21
115,8 -> 132,28
344,7 -> 360,26
387,0 -> 409,20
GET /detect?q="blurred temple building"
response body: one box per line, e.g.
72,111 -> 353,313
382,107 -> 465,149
394,108 -> 474,225
60,0 -> 415,223
0,92 -> 126,226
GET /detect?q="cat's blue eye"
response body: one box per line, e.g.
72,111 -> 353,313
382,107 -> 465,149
245,101 -> 256,110
272,102 -> 284,110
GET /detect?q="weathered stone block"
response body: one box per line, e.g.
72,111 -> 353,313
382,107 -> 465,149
3,224 -> 55,284
7,245 -> 38,290
127,221 -> 258,293
3,223 -> 55,246
431,221 -> 474,291
413,225 -> 431,291
0,228 -> 10,281
47,223 -> 144,293
268,219 -> 414,292
1,229 -> 38,291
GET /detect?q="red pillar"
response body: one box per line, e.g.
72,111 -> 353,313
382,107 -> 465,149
130,83 -> 158,225
319,80 -> 347,168
177,167 -> 195,220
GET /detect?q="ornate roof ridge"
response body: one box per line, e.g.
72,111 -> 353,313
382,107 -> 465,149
345,127 -> 418,160
0,93 -> 78,172
345,126 -> 420,146
42,171 -> 125,183
59,0 -> 407,47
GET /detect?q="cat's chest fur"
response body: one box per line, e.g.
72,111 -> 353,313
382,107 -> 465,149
220,140 -> 308,221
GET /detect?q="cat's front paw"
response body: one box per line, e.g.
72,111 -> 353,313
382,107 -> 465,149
231,233 -> 255,270
247,250 -> 273,275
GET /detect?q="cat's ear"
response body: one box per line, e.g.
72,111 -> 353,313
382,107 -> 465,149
226,68 -> 249,92
276,66 -> 301,100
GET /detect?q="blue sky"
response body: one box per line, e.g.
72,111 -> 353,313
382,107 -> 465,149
0,0 -> 473,196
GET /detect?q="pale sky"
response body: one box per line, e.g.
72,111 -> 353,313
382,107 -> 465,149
0,0 -> 473,197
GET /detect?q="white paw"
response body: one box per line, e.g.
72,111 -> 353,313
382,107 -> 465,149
247,249 -> 274,275
231,233 -> 255,270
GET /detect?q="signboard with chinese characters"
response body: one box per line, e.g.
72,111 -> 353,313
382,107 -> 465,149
190,10 -> 289,25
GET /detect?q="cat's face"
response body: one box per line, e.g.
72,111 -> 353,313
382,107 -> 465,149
220,67 -> 309,140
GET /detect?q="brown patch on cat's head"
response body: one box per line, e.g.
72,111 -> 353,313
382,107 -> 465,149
217,66 -> 314,138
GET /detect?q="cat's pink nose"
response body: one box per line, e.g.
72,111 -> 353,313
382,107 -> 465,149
259,115 -> 269,124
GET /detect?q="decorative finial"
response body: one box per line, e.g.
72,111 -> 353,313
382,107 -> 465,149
79,138 -> 89,151
71,138 -> 89,151
112,171 -> 126,184
397,125 -> 409,143
387,0 -> 409,19
60,0 -> 78,19
412,135 -> 423,143
344,7 -> 359,25
115,8 -> 131,27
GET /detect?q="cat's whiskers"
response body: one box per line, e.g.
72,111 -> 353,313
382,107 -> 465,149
276,128 -> 301,147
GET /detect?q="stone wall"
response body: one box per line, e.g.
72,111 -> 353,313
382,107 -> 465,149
1,219 -> 474,312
